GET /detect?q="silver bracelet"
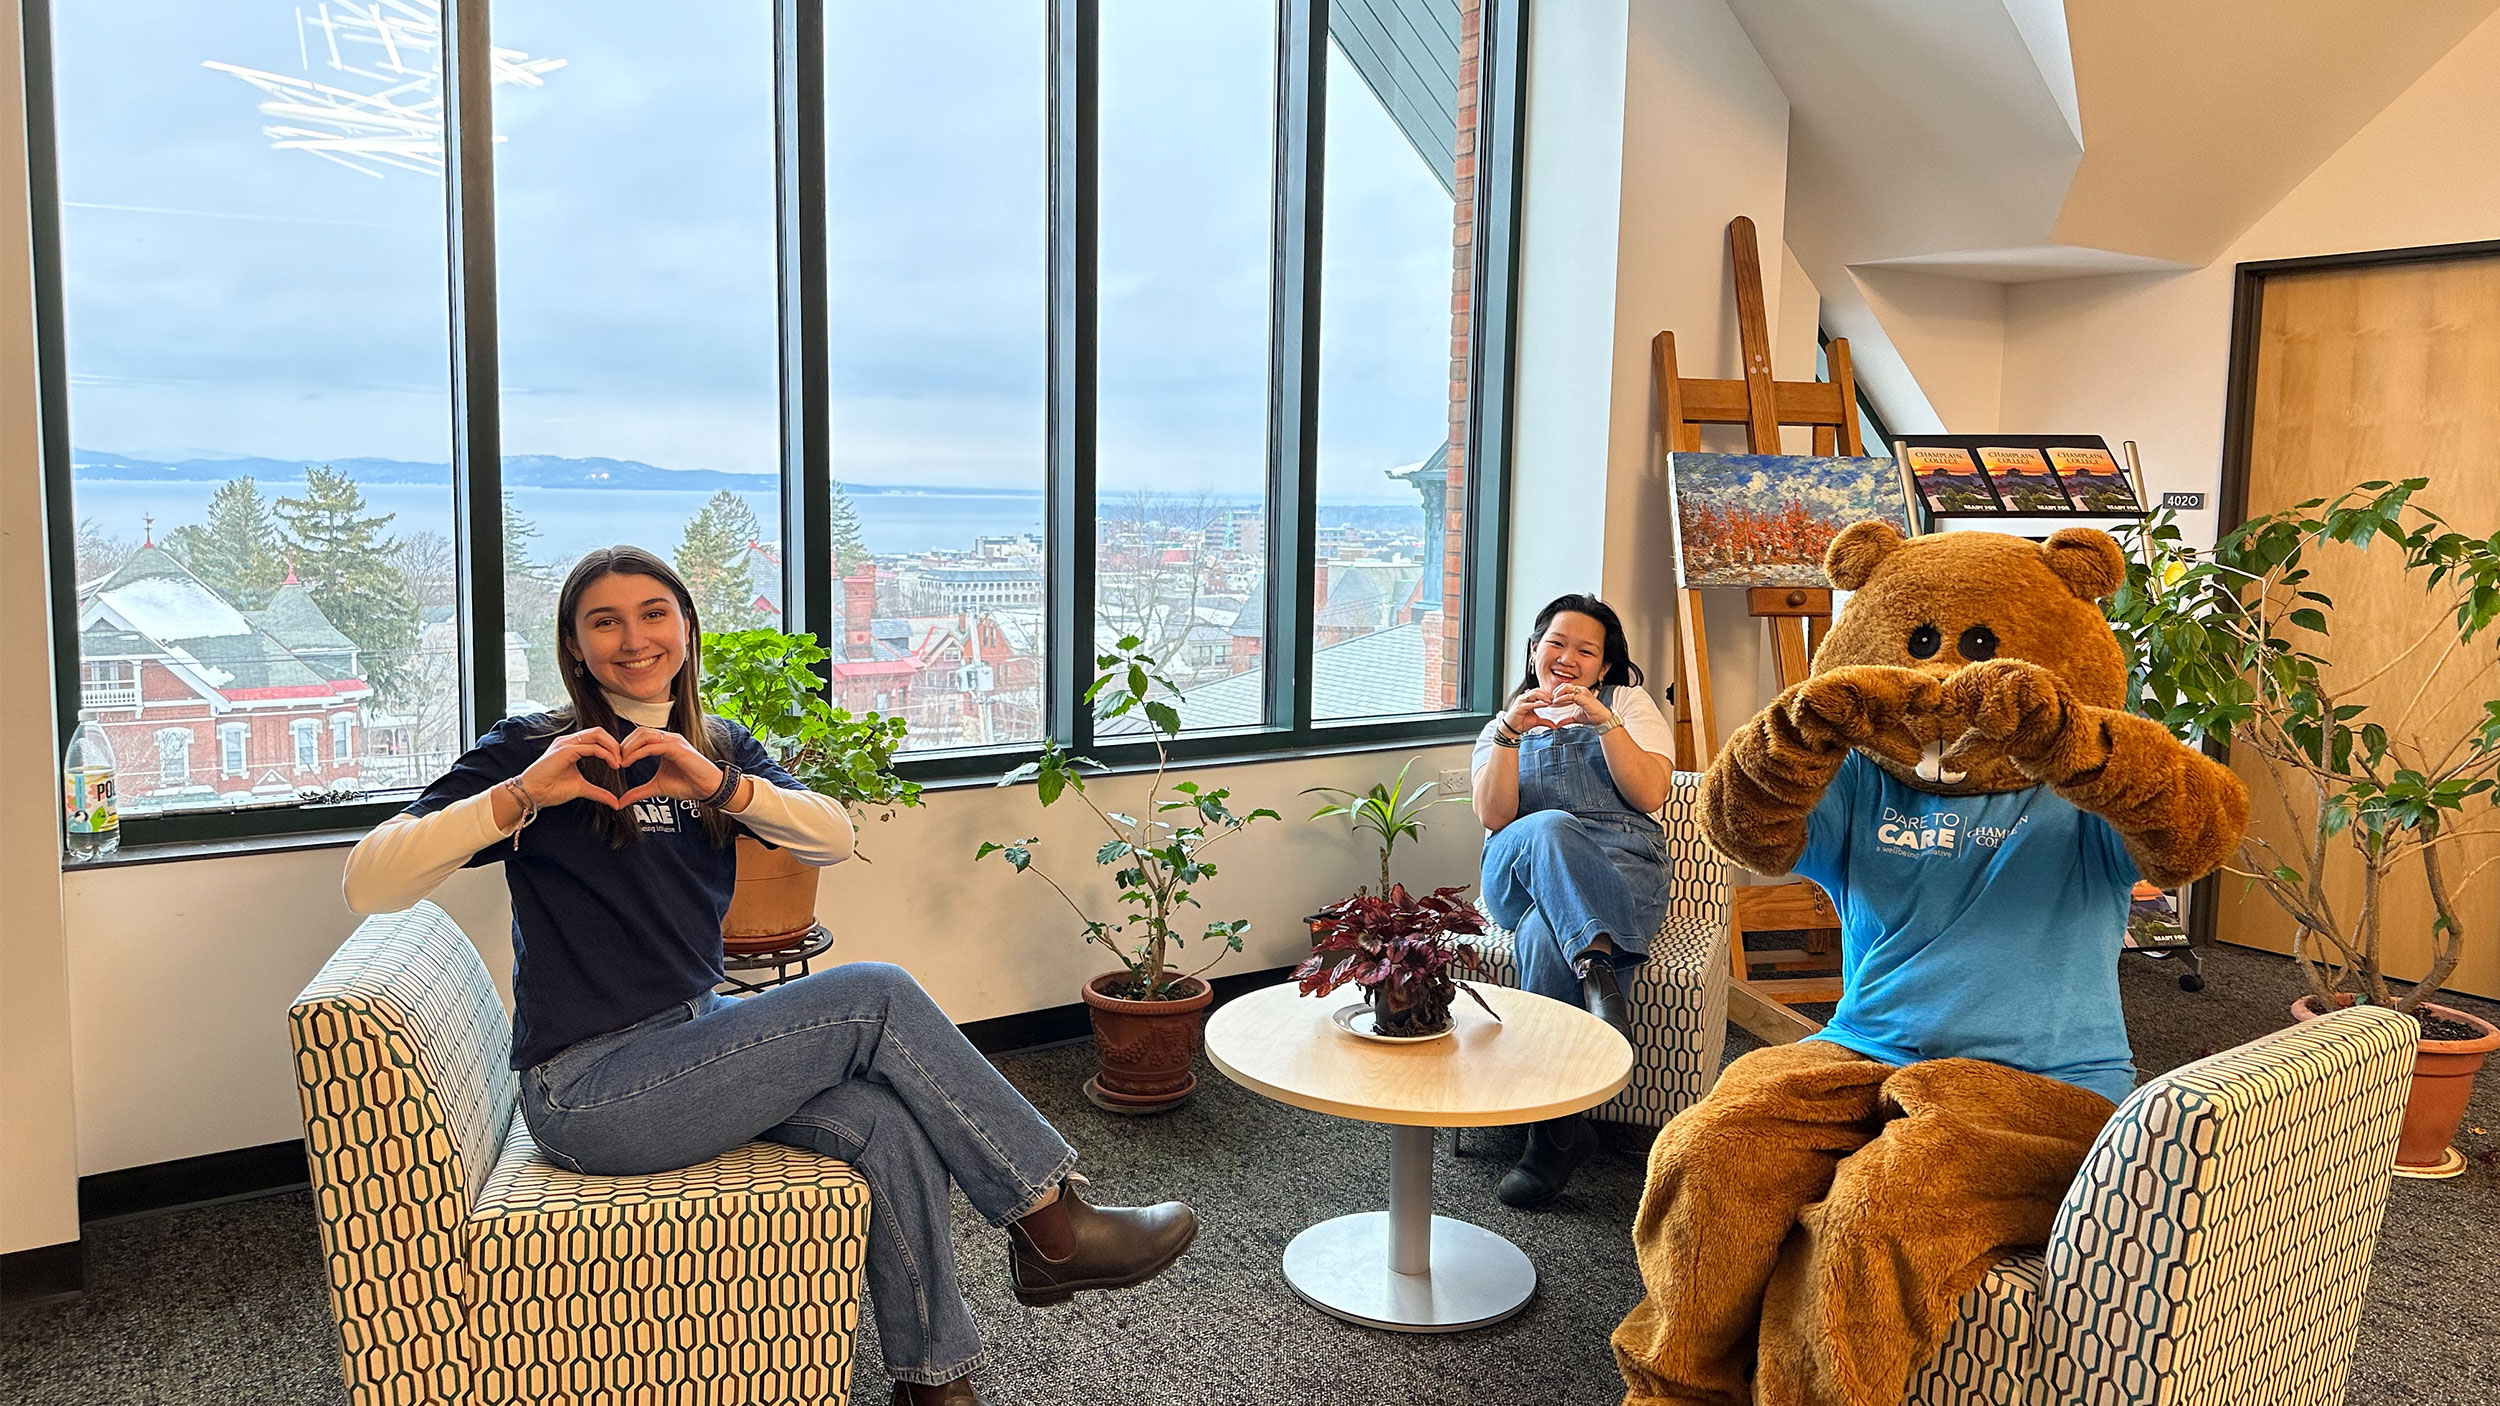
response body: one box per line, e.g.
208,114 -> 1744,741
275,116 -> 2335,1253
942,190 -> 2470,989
501,777 -> 540,848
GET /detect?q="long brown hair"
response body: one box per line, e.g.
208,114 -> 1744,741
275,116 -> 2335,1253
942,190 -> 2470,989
546,546 -> 735,848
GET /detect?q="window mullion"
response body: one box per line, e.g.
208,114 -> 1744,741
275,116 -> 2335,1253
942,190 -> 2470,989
1266,0 -> 1325,735
443,0 -> 506,734
1462,0 -> 1526,716
776,0 -> 834,658
1047,0 -> 1099,752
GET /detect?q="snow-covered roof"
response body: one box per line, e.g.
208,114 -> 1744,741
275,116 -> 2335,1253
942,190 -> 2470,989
99,574 -> 254,642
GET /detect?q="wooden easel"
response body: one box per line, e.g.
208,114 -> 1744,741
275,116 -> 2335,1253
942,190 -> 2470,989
1657,216 -> 1860,1045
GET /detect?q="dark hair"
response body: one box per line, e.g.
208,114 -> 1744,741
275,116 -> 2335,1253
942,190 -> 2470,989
1512,593 -> 1644,702
545,545 -> 734,849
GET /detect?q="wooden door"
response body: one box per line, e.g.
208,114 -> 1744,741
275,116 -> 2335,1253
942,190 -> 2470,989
2226,253 -> 2500,998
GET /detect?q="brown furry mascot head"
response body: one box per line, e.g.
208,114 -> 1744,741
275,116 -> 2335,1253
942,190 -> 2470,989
1816,522 -> 2128,796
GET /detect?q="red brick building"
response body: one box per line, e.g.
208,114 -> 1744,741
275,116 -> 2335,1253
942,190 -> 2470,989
76,545 -> 374,811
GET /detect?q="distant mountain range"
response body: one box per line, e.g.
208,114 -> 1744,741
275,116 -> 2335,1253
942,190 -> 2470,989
68,450 -> 1430,513
70,449 -> 778,491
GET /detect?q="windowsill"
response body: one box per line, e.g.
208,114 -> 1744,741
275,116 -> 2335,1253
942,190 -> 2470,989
62,719 -> 1489,871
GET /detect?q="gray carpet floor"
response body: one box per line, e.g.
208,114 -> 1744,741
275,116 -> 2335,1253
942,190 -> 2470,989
5,942 -> 2494,1406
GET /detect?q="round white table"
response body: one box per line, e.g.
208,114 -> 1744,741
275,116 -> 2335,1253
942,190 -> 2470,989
1203,980 -> 1632,1332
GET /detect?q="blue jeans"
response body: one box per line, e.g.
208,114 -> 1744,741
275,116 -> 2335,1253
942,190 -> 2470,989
518,962 -> 1079,1387
1481,810 -> 1668,1007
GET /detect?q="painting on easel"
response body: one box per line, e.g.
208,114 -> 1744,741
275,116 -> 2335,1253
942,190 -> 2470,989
1666,453 -> 1913,588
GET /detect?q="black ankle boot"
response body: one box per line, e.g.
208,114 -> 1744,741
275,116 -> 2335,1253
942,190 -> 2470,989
1496,1114 -> 1595,1208
1574,953 -> 1632,1041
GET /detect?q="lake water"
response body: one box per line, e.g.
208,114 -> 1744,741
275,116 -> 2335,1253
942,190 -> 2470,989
72,478 -> 1426,564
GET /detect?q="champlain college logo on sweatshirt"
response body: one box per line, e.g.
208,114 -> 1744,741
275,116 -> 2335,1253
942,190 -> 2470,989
1873,806 -> 2030,858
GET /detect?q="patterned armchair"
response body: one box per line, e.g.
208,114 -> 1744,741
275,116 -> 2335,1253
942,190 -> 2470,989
1906,1003 -> 2417,1406
1456,770 -> 1733,1127
290,901 -> 872,1406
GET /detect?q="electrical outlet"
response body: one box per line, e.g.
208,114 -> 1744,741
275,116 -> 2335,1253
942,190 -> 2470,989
1438,767 -> 1470,795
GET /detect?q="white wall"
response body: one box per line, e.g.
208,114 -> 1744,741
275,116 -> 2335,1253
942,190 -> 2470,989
2000,7 -> 2500,532
0,0 -> 82,1257
1510,0 -> 1795,751
60,744 -> 1481,1174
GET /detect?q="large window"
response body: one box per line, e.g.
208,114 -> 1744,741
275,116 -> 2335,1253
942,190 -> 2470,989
36,0 -> 1526,849
1313,1 -> 1481,721
45,2 -> 460,824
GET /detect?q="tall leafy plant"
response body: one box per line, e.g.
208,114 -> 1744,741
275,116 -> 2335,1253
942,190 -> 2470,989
700,628 -> 922,839
2108,480 -> 2500,1014
977,637 -> 1278,1000
1304,757 -> 1468,897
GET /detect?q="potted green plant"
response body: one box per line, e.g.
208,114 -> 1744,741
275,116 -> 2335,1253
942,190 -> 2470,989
1303,757 -> 1469,899
1294,885 -> 1495,1038
700,627 -> 923,955
2110,479 -> 2500,1175
976,636 -> 1277,1113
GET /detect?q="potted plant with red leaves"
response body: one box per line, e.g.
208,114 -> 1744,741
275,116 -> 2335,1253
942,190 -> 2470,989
1295,885 -> 1497,1039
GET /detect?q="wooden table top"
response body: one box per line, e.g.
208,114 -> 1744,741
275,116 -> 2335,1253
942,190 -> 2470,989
1203,981 -> 1633,1128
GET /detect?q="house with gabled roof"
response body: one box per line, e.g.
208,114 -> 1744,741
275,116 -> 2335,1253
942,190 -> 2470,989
75,544 -> 373,810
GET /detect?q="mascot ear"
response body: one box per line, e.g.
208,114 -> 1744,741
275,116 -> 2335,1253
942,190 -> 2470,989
1825,520 -> 1905,591
2040,528 -> 2127,601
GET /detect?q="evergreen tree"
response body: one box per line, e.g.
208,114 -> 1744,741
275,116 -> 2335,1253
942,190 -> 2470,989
164,475 -> 284,609
502,494 -> 563,706
275,465 -> 421,701
674,490 -> 765,632
830,479 -> 873,578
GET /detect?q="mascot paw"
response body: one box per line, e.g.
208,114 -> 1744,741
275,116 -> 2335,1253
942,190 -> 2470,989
1787,665 -> 1947,751
1944,658 -> 2072,764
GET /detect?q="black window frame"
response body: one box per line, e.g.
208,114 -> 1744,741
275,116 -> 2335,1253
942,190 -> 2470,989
32,0 -> 1529,852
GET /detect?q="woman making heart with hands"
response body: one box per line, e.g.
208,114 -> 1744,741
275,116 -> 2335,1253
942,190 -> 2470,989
1469,594 -> 1677,1209
344,546 -> 1196,1406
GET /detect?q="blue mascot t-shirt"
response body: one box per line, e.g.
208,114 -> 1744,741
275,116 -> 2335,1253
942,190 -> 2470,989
402,714 -> 800,1072
1791,752 -> 2141,1106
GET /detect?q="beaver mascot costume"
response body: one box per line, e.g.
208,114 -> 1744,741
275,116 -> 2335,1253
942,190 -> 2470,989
1611,523 -> 2248,1406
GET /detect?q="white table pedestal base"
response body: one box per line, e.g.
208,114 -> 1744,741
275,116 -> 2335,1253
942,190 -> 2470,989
1279,1125 -> 1536,1332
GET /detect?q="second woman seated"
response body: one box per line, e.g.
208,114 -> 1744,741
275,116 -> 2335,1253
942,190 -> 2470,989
1471,593 -> 1676,1208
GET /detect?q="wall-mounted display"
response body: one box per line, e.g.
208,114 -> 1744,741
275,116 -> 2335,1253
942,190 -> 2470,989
1665,453 -> 1913,588
1892,433 -> 2141,519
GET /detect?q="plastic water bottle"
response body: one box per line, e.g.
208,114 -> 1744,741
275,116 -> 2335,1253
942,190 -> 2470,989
63,710 -> 119,861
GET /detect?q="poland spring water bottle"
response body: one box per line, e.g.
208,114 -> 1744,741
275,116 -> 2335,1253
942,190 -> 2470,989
63,709 -> 119,860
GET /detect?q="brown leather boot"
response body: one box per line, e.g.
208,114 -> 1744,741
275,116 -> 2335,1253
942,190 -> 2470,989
1007,1173 -> 1198,1307
890,1377 -> 985,1406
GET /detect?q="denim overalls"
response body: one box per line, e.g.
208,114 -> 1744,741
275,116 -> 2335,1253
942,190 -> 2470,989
1479,710 -> 1671,1008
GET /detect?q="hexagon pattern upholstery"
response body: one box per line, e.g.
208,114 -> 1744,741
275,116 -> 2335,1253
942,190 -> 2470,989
1905,1003 -> 2415,1406
291,901 -> 872,1405
1457,770 -> 1734,1126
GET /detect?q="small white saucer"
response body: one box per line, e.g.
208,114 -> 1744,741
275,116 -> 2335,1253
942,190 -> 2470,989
1332,1002 -> 1455,1044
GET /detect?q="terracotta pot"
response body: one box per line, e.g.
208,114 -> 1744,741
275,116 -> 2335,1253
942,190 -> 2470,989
722,835 -> 822,957
2292,994 -> 2500,1173
1081,972 -> 1213,1114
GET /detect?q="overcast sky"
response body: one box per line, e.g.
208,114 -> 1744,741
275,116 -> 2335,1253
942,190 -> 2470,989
51,1 -> 1457,503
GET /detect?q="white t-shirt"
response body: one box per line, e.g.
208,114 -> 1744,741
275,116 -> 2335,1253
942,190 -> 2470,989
1471,683 -> 1677,811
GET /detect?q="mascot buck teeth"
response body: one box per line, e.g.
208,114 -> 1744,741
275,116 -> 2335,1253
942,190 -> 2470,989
1612,523 -> 2249,1406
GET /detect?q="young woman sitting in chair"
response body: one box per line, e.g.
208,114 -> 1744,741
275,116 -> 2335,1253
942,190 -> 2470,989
344,546 -> 1196,1406
1471,594 -> 1676,1207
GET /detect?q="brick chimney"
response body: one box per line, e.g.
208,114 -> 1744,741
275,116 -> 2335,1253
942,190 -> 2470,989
843,574 -> 876,661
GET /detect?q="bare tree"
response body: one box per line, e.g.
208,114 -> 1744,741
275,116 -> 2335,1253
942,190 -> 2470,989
75,517 -> 136,588
388,530 -> 459,621
1094,488 -> 1234,685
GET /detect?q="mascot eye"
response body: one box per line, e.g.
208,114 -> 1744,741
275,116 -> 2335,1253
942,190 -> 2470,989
1907,623 -> 1942,659
1958,625 -> 2000,661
